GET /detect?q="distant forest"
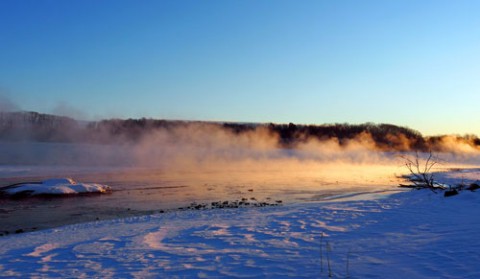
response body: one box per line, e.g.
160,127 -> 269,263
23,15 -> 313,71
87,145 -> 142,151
1,111 -> 479,152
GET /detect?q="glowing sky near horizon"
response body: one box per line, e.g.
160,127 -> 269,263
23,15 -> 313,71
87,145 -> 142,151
1,0 -> 479,136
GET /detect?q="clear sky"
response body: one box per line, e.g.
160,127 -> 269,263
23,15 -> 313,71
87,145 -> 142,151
1,0 -> 479,136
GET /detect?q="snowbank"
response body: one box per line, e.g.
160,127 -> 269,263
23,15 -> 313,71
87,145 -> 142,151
1,189 -> 479,278
0,178 -> 111,197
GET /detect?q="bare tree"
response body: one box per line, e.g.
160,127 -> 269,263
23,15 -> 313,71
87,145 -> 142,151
400,151 -> 439,190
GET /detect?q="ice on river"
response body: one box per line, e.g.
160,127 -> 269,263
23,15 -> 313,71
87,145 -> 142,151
0,178 -> 110,197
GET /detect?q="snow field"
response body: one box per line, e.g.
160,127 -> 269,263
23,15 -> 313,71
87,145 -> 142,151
1,189 -> 479,278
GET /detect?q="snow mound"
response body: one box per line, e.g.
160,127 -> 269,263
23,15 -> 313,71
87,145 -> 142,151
0,178 -> 111,197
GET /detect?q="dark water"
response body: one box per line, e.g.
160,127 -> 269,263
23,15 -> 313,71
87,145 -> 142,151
0,167 -> 400,235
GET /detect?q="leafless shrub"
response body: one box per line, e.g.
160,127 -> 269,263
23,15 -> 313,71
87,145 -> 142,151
399,151 -> 446,192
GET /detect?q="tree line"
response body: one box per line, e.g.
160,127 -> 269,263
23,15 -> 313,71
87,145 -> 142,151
0,111 -> 479,152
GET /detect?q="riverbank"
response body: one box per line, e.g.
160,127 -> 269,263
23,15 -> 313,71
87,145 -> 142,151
1,187 -> 479,277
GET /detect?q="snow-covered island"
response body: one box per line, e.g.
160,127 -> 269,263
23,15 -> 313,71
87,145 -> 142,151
0,178 -> 111,197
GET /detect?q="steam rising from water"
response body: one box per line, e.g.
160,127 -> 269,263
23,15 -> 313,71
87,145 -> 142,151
2,122 -> 480,168
127,124 -> 401,178
1,119 -> 480,189
0,94 -> 20,112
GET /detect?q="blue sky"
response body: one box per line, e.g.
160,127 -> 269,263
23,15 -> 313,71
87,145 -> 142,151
1,0 -> 479,135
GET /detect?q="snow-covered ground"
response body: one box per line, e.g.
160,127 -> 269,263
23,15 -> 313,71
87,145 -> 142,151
1,186 -> 479,278
434,167 -> 480,185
